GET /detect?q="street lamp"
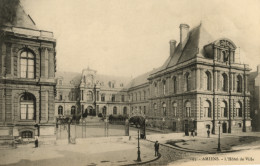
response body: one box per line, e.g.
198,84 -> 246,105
137,130 -> 141,162
162,118 -> 165,133
217,121 -> 221,152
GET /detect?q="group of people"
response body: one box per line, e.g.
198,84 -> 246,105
190,129 -> 197,137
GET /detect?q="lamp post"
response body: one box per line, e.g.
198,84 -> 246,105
137,130 -> 141,162
162,118 -> 165,133
217,121 -> 221,152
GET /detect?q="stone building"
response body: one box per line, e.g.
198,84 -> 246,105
0,4 -> 56,144
55,23 -> 252,136
249,65 -> 260,131
55,68 -> 132,118
147,23 -> 251,136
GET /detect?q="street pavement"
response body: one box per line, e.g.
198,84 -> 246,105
1,132 -> 260,166
0,136 -> 156,166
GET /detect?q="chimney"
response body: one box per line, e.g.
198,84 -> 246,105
169,40 -> 176,57
179,24 -> 190,49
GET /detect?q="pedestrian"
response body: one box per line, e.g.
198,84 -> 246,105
35,136 -> 38,148
207,129 -> 210,138
154,140 -> 159,156
195,129 -> 197,136
191,129 -> 194,137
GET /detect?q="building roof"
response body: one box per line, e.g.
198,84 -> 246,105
125,70 -> 154,89
249,71 -> 258,81
151,23 -> 215,75
1,3 -> 38,30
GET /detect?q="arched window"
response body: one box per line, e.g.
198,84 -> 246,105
237,75 -> 242,93
143,91 -> 146,100
154,82 -> 157,96
173,76 -> 177,93
173,102 -> 177,117
221,73 -> 228,92
154,103 -> 157,111
58,106 -> 63,115
123,107 -> 127,115
20,93 -> 36,120
185,101 -> 191,117
20,50 -> 35,78
21,131 -> 33,138
163,80 -> 166,95
139,92 -> 142,101
205,71 -> 211,91
162,102 -> 166,116
101,94 -> 105,101
113,106 -> 117,115
221,101 -> 228,117
71,106 -> 76,115
185,73 -> 190,91
236,102 -> 242,117
204,101 -> 211,118
87,91 -> 93,101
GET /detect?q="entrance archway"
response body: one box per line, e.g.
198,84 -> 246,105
87,106 -> 95,116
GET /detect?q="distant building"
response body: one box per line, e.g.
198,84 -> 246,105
0,3 -> 56,144
249,65 -> 260,131
56,23 -> 252,136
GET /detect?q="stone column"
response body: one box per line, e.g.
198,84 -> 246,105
196,68 -> 200,90
200,68 -> 204,89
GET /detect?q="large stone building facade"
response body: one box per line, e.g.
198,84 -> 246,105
55,23 -> 252,136
249,65 -> 260,131
0,4 -> 56,144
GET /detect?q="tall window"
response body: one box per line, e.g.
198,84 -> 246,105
101,94 -> 105,101
221,73 -> 228,92
144,106 -> 146,115
20,50 -> 35,78
154,103 -> 157,112
173,76 -> 177,93
123,107 -> 127,115
87,91 -> 93,101
185,73 -> 190,91
162,102 -> 166,116
236,102 -> 242,117
163,80 -> 166,95
20,93 -> 35,120
139,92 -> 142,101
205,71 -> 211,90
59,94 -> 63,101
204,101 -> 211,118
121,95 -> 125,102
139,106 -> 142,114
173,102 -> 177,117
113,106 -> 117,115
71,106 -> 76,115
143,91 -> 146,100
237,75 -> 242,93
58,106 -> 63,115
185,101 -> 191,117
112,94 -> 116,102
221,101 -> 228,117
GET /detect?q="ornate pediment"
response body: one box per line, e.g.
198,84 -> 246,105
213,38 -> 237,50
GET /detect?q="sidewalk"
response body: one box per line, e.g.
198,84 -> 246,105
0,136 -> 158,166
146,132 -> 260,154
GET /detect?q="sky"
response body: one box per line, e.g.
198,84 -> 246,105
21,0 -> 260,77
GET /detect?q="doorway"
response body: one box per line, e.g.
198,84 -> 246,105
222,122 -> 227,133
172,122 -> 177,131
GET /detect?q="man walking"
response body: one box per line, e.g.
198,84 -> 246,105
207,129 -> 210,138
154,141 -> 159,156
